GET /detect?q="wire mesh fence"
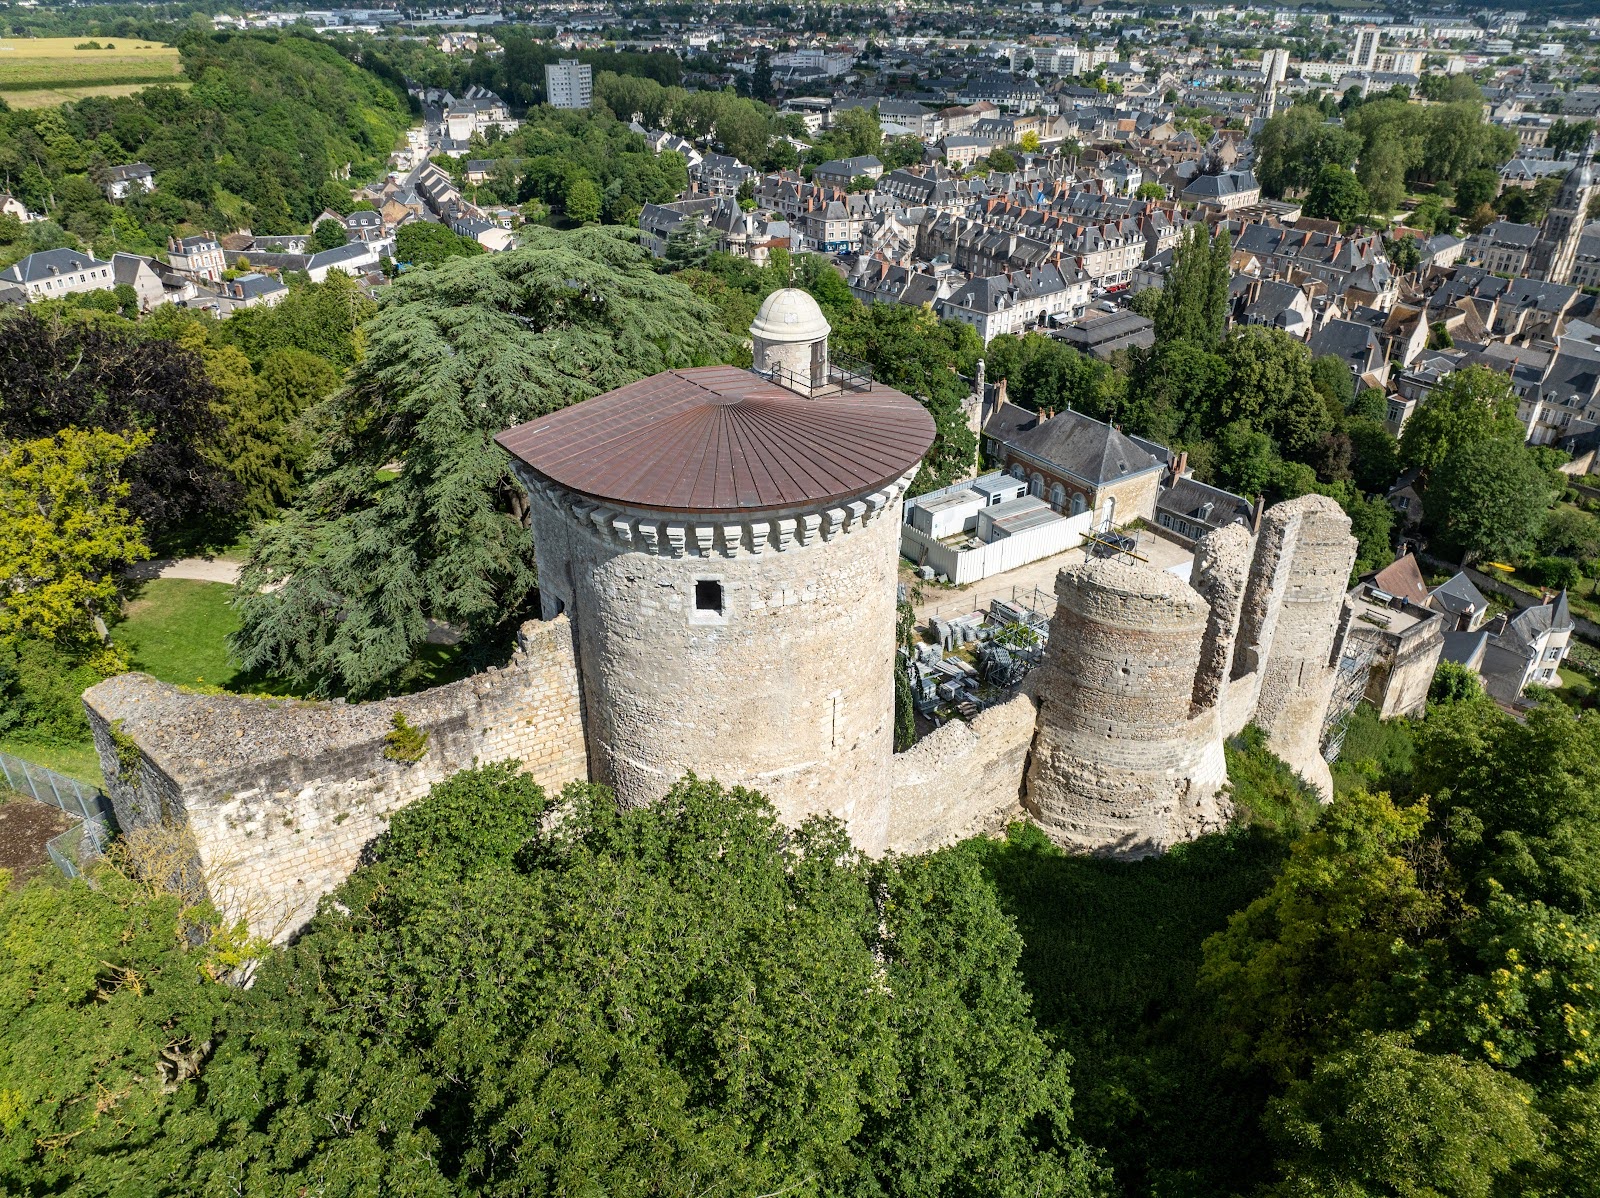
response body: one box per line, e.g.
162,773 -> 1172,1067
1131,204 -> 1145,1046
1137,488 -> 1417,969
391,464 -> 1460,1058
0,749 -> 114,880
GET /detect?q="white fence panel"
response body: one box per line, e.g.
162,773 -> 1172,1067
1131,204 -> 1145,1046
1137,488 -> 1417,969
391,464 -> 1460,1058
900,509 -> 1093,585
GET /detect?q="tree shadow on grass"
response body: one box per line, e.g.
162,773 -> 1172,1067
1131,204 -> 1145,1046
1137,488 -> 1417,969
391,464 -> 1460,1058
956,824 -> 1288,1197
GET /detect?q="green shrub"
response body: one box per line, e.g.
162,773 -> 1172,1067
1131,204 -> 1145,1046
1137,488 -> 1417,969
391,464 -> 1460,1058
1225,725 -> 1324,835
1429,659 -> 1484,704
382,711 -> 428,763
0,639 -> 104,746
1330,703 -> 1415,798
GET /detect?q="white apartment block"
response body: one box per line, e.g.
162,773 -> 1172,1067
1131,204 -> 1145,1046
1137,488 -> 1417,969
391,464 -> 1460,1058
545,59 -> 593,109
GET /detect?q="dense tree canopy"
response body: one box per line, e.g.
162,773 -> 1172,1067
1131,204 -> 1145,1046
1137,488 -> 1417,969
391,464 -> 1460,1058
1399,366 -> 1524,478
1197,686 -> 1600,1197
0,33 -> 408,260
1254,97 -> 1514,225
0,769 -> 1108,1197
231,226 -> 738,697
0,310 -> 235,543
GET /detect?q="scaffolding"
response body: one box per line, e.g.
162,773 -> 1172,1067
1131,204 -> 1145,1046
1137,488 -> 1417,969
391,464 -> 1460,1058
1320,640 -> 1376,763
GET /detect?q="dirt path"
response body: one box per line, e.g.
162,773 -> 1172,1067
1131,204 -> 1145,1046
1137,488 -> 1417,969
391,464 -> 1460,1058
125,558 -> 242,585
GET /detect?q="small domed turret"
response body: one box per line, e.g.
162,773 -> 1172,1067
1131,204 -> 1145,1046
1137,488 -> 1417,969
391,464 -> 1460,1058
750,288 -> 831,392
750,287 -> 830,343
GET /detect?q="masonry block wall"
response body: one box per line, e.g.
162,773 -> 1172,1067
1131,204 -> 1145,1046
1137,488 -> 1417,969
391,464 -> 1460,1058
887,688 -> 1035,854
1248,496 -> 1359,797
523,464 -> 918,856
82,617 -> 587,939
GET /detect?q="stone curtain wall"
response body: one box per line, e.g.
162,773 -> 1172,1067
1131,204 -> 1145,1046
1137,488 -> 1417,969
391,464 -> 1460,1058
83,618 -> 587,940
887,689 -> 1035,854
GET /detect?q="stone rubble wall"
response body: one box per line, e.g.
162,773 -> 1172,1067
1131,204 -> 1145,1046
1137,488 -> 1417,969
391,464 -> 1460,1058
887,688 -> 1036,855
82,617 -> 587,940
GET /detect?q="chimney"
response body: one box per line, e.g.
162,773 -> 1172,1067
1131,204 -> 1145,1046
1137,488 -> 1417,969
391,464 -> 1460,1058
1250,494 -> 1265,533
996,376 -> 1009,408
1173,449 -> 1189,481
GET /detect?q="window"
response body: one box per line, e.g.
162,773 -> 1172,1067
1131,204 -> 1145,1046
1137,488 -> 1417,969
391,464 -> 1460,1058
1030,473 -> 1044,498
1070,493 -> 1087,516
694,579 -> 724,615
1049,482 -> 1066,511
1547,646 -> 1562,660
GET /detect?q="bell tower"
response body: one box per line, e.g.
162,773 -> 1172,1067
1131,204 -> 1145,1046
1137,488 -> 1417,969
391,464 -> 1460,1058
1536,144 -> 1597,286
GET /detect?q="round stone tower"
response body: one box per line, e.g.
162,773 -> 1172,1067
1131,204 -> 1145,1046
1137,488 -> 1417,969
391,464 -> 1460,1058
496,292 -> 935,854
1025,559 -> 1228,856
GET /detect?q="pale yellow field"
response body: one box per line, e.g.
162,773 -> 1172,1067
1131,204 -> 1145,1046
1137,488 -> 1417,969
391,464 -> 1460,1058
0,80 -> 190,108
0,37 -> 182,92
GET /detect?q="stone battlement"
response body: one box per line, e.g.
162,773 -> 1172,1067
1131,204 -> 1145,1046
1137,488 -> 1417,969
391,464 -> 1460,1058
83,617 -> 588,939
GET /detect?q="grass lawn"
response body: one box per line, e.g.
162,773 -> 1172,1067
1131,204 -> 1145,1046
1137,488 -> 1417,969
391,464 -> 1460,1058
0,36 -> 181,95
113,578 -> 474,696
114,579 -> 269,693
3,581 -> 476,791
0,736 -> 105,788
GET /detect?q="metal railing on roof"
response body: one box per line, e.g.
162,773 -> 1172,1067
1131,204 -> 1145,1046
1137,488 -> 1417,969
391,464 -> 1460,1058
754,351 -> 874,398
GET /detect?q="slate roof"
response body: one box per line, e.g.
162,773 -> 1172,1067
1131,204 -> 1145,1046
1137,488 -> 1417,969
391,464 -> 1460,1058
943,263 -> 1080,314
308,241 -> 375,270
1441,629 -> 1489,667
814,155 -> 883,177
1157,476 -> 1252,529
1502,591 -> 1574,649
1308,318 -> 1383,372
1182,168 -> 1257,200
1476,219 -> 1541,248
1428,572 -> 1489,621
0,248 -> 111,283
988,404 -> 1162,486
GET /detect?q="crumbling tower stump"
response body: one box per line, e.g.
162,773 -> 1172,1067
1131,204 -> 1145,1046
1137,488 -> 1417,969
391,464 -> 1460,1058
1025,559 -> 1229,857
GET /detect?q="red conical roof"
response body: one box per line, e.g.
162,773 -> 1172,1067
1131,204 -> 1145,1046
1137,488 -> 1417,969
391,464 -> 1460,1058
496,366 -> 936,513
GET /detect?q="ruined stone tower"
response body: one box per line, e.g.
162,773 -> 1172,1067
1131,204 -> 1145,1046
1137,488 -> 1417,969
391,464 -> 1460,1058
1241,495 -> 1359,797
1024,559 -> 1230,855
1024,493 -> 1357,854
495,289 -> 936,853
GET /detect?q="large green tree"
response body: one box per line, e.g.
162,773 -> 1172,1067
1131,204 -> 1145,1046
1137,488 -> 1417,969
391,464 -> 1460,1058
1264,1032 -> 1544,1198
1422,437 -> 1552,564
1222,328 -> 1332,457
1304,163 -> 1370,222
395,220 -> 485,267
1398,365 -> 1524,477
231,226 -> 737,697
0,311 -> 236,543
832,302 -> 980,492
179,768 -> 1109,1196
0,428 -> 150,648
